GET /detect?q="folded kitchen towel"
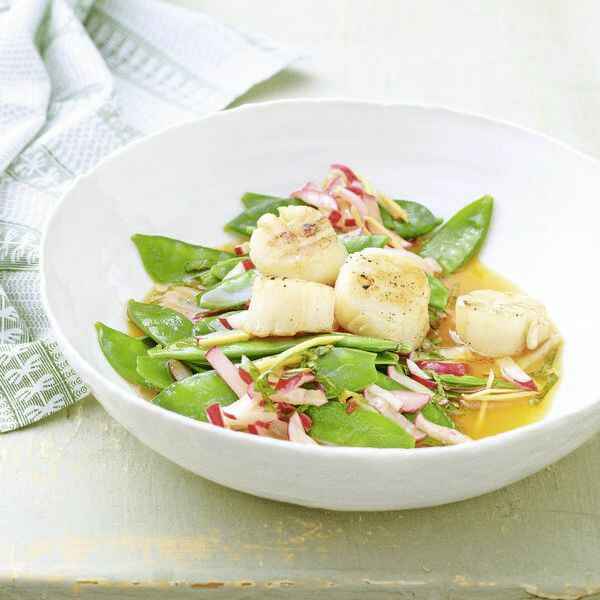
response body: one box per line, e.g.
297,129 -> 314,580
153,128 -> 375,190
0,0 -> 299,431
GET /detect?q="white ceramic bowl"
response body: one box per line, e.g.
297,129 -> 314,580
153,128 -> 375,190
42,100 -> 600,510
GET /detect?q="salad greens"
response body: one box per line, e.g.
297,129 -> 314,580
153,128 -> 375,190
97,162 -> 559,449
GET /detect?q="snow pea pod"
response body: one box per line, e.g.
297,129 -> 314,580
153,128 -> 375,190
210,256 -> 245,280
95,322 -> 153,386
375,351 -> 399,365
198,269 -> 257,311
132,234 -> 233,283
153,371 -> 237,421
374,372 -> 455,429
420,195 -> 494,274
314,348 -> 378,397
439,374 -> 515,389
196,270 -> 221,288
128,300 -> 194,345
427,274 -> 449,311
306,402 -> 415,448
136,356 -> 174,390
342,234 -> 389,254
380,200 -> 442,239
225,196 -> 304,237
149,333 -> 404,364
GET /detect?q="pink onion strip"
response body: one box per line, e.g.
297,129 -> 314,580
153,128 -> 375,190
288,412 -> 318,445
407,358 -> 431,380
330,163 -> 360,185
496,357 -> 538,391
387,366 -> 434,397
415,414 -> 472,445
416,360 -> 468,376
275,372 -> 315,393
206,403 -> 226,428
291,182 -> 338,212
205,347 -> 248,398
364,388 -> 426,441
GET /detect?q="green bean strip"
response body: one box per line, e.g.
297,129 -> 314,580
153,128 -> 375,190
132,234 -> 232,283
148,333 -> 405,364
420,195 -> 494,274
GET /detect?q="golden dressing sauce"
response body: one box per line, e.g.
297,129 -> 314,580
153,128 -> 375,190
436,259 -> 559,440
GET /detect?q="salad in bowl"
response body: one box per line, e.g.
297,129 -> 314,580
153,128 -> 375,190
96,163 -> 561,449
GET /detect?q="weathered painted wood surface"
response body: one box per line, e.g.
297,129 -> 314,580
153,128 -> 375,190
2,1 -> 600,598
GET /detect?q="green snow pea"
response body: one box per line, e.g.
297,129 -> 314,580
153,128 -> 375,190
198,269 -> 257,311
132,234 -> 232,283
210,256 -> 246,280
95,322 -> 153,386
439,374 -> 515,390
375,351 -> 399,365
136,356 -> 174,390
374,372 -> 455,429
196,270 -> 221,288
427,274 -> 449,311
306,402 -> 415,448
420,195 -> 494,274
153,371 -> 237,421
128,300 -> 194,345
380,200 -> 442,239
225,196 -> 304,237
149,333 -> 405,364
342,234 -> 389,254
314,348 -> 378,397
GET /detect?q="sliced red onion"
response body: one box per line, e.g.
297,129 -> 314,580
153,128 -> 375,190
234,242 -> 249,256
324,173 -> 344,194
336,187 -> 368,217
496,357 -> 538,391
330,163 -> 360,185
364,390 -> 426,441
328,210 -> 342,226
206,403 -> 226,428
238,367 -> 253,385
365,384 -> 429,414
205,347 -> 248,398
288,412 -> 318,445
223,393 -> 277,429
416,360 -> 468,376
217,317 -> 232,330
275,372 -> 315,393
167,359 -> 193,382
415,413 -> 472,445
272,386 -> 327,407
223,310 -> 247,330
407,358 -> 432,380
363,193 -> 382,222
291,182 -> 338,212
299,412 -> 312,431
412,374 -> 437,390
387,366 -> 434,397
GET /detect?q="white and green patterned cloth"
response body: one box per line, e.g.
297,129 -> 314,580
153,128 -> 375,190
0,0 -> 298,431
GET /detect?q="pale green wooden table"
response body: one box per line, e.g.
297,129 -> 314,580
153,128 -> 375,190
2,2 -> 600,598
